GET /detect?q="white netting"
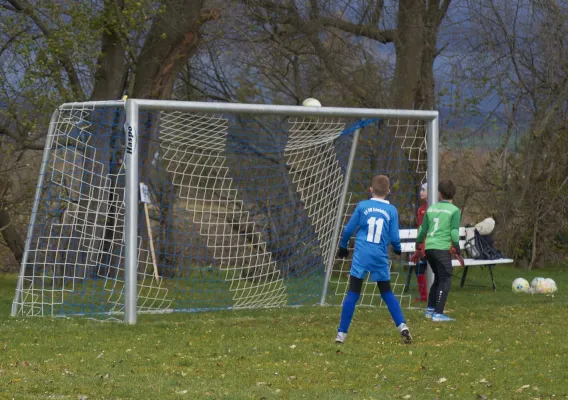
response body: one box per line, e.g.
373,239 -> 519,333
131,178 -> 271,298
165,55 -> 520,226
390,119 -> 428,175
157,113 -> 351,308
17,105 -> 170,317
160,112 -> 288,308
285,117 -> 346,270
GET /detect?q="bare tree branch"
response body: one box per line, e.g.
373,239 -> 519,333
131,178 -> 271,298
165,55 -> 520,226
317,17 -> 395,43
6,0 -> 85,99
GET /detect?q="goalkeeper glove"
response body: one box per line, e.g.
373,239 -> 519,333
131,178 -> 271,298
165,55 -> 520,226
337,247 -> 349,259
451,245 -> 464,267
393,249 -> 401,256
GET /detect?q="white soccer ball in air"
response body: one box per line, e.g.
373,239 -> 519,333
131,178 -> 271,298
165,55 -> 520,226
512,278 -> 530,293
541,278 -> 557,294
302,98 -> 322,107
531,277 -> 545,293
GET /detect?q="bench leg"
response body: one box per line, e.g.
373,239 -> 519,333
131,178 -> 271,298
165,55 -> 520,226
404,264 -> 415,293
489,264 -> 496,291
460,266 -> 469,288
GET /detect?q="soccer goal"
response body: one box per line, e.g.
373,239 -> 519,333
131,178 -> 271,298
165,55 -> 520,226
11,99 -> 439,323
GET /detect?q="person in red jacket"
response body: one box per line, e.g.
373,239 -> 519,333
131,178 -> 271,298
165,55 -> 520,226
410,183 -> 428,302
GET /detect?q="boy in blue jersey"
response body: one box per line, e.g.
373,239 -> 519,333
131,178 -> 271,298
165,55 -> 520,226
335,175 -> 411,345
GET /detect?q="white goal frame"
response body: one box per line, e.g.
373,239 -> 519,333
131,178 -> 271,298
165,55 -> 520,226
11,99 -> 440,324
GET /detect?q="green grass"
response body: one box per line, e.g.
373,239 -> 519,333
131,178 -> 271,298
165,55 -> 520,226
1,267 -> 567,399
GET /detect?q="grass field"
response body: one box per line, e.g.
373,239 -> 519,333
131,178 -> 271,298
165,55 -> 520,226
1,266 -> 567,399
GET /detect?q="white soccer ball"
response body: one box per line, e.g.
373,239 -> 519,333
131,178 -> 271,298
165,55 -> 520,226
531,277 -> 545,293
541,278 -> 557,294
302,98 -> 322,107
512,278 -> 530,293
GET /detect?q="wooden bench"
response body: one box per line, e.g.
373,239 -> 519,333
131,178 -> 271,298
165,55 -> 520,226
399,228 -> 514,291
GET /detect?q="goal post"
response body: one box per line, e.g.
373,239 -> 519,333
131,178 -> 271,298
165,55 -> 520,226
11,99 -> 439,324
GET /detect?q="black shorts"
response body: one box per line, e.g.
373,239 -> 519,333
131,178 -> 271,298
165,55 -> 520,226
425,249 -> 453,277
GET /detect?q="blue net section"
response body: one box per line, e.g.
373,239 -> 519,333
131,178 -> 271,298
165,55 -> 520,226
13,104 -> 428,318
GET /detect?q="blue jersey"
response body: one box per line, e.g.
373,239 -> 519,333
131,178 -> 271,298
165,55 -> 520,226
339,198 -> 401,275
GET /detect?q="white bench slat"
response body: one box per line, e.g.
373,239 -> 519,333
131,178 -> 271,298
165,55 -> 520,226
455,258 -> 514,266
399,229 -> 418,239
401,242 -> 416,252
401,242 -> 467,252
401,244 -> 467,253
408,258 -> 514,267
400,227 -> 466,240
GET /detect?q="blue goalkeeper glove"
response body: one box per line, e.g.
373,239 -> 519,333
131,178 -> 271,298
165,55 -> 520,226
337,247 -> 349,259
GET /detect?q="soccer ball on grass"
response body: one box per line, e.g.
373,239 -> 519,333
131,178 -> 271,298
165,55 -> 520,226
531,277 -> 545,293
541,278 -> 557,294
512,278 -> 530,293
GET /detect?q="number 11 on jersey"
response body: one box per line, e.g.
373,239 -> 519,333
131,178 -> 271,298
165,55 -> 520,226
366,217 -> 384,244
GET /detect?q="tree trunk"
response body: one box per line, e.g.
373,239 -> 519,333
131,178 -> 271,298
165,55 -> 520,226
132,0 -> 210,99
90,0 -> 129,101
392,0 -> 425,109
529,216 -> 538,270
0,209 -> 25,264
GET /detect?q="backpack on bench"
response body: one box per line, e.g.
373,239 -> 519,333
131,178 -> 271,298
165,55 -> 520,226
464,220 -> 504,260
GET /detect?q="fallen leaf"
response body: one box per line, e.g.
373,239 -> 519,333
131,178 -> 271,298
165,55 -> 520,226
516,384 -> 530,392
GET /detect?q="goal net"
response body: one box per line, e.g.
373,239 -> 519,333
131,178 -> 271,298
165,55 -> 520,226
11,100 -> 436,320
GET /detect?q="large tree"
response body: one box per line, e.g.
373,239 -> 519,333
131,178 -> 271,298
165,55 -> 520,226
226,0 -> 451,109
0,0 -> 217,265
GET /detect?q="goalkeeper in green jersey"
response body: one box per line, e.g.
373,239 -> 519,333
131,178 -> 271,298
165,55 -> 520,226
415,180 -> 461,322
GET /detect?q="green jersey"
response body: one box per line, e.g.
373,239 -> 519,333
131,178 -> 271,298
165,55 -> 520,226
416,201 -> 461,251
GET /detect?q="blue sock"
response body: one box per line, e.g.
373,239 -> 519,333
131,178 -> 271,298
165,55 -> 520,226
381,291 -> 405,327
338,291 -> 360,333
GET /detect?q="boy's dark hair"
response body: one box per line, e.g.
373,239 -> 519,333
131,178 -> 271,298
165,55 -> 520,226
372,175 -> 390,197
438,180 -> 456,200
